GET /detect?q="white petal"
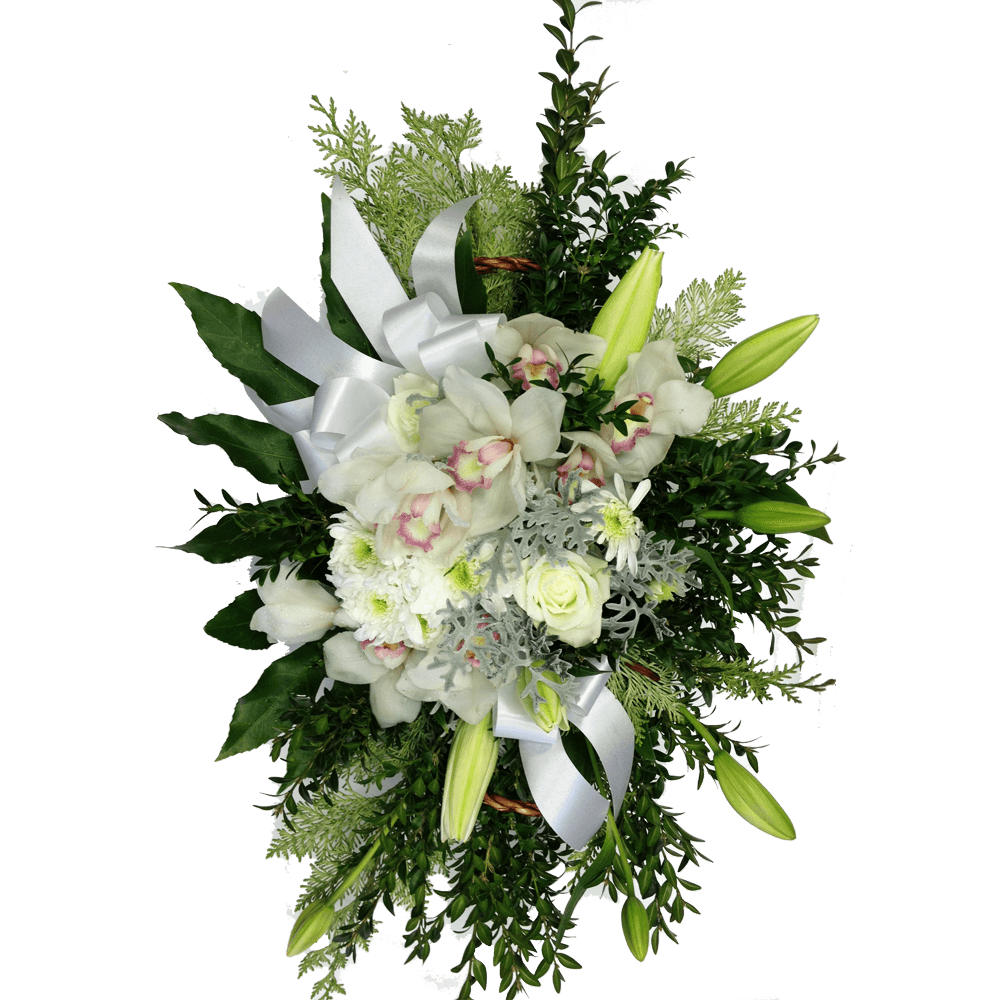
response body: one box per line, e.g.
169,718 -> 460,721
249,604 -> 334,644
417,398 -> 480,458
323,632 -> 384,685
318,453 -> 396,508
655,380 -> 715,437
466,465 -> 522,535
635,340 -> 686,386
538,329 -> 607,370
370,666 -> 423,727
629,478 -> 653,509
441,365 -> 512,437
439,669 -> 499,724
510,387 -> 565,462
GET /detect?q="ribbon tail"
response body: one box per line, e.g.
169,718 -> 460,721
411,194 -> 481,312
327,177 -> 409,365
245,386 -> 337,492
519,735 -> 610,851
572,688 -> 634,817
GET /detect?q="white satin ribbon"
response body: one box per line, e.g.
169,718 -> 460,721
492,658 -> 635,850
247,177 -> 506,489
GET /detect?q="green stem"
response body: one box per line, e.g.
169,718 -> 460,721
674,704 -> 721,755
698,509 -> 736,521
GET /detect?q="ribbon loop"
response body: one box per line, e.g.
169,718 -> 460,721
491,658 -> 634,850
249,185 -> 507,489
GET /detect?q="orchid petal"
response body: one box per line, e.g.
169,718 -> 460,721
440,365 -> 512,437
417,398 -> 480,458
510,387 -> 565,462
370,666 -> 423,727
655,380 -> 715,437
323,631 -> 384,685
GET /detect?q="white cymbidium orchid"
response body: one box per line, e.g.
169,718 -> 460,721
249,561 -> 352,645
319,452 -> 472,564
572,474 -> 652,575
489,313 -> 607,389
322,631 -> 425,728
395,640 -> 501,725
418,365 -> 565,534
564,340 -> 714,482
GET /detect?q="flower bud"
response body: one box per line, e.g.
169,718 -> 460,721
620,895 -> 650,961
703,315 -> 819,398
735,500 -> 830,534
713,751 -> 796,840
516,668 -> 570,733
590,246 -> 663,389
286,896 -> 336,957
440,715 -> 499,843
646,579 -> 679,603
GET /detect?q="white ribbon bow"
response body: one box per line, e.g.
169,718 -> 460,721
492,658 -> 635,850
248,177 -> 507,488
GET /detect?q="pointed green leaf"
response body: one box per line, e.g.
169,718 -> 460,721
173,515 -> 259,564
158,411 -> 306,485
320,193 -> 378,358
713,752 -> 796,840
204,589 -> 271,650
217,641 -> 324,759
454,230 -> 488,314
170,282 -> 317,405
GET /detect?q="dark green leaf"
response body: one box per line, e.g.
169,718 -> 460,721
204,589 -> 271,650
217,641 -> 324,759
158,411 -> 306,485
454,230 -> 488,314
173,516 -> 259,563
170,282 -> 317,405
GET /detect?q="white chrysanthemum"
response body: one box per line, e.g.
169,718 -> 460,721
336,571 -> 426,647
393,548 -> 491,631
571,474 -> 652,574
327,512 -> 384,588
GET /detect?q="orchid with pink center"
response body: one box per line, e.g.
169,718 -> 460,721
418,365 -> 565,534
323,631 -> 428,728
489,313 -> 608,391
564,340 -> 714,482
511,347 -> 562,390
318,451 -> 472,562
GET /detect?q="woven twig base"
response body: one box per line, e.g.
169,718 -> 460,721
483,791 -> 542,817
472,256 -> 541,275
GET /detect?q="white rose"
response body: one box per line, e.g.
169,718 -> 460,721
511,550 -> 611,647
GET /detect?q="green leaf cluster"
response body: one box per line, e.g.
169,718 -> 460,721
171,486 -> 337,577
310,100 -> 535,316
520,0 -> 690,331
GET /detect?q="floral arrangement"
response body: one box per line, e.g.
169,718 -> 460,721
163,2 -> 840,996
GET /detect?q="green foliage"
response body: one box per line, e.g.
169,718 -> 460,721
169,283 -> 317,405
158,411 -> 307,485
696,397 -> 803,442
521,0 -> 690,331
175,483 -> 338,574
217,641 -> 326,760
310,100 -> 534,316
650,269 -> 746,364
203,589 -> 271,650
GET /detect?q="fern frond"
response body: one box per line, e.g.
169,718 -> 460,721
651,269 -> 746,363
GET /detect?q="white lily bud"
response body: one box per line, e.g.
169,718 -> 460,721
440,716 -> 499,843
